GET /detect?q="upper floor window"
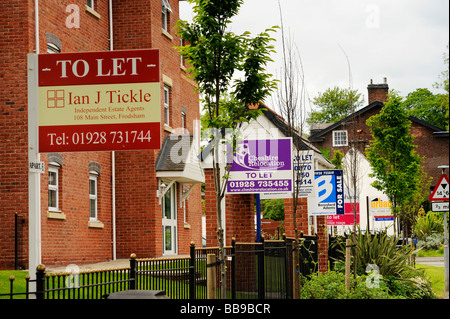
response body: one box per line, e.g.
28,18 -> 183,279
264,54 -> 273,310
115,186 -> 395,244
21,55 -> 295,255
332,130 -> 348,147
46,33 -> 61,53
89,174 -> 98,221
86,0 -> 94,10
181,106 -> 187,132
162,0 -> 172,31
164,85 -> 171,126
48,165 -> 60,211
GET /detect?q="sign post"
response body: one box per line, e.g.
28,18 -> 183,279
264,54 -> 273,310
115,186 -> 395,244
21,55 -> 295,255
27,49 -> 160,296
429,168 -> 449,297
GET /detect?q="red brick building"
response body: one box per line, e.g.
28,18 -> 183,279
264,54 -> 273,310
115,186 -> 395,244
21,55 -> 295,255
0,0 -> 203,270
309,78 -> 449,198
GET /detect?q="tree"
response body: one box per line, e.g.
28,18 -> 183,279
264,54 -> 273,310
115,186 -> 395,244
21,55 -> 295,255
176,0 -> 277,298
403,88 -> 448,129
306,87 -> 364,125
366,91 -> 423,236
433,43 -> 449,130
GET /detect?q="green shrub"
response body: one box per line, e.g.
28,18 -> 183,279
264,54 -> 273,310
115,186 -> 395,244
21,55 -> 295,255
384,275 -> 436,299
300,271 -> 394,299
415,211 -> 444,240
417,233 -> 444,250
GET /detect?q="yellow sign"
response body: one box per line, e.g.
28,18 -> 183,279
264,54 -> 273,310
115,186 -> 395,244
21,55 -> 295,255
39,82 -> 160,126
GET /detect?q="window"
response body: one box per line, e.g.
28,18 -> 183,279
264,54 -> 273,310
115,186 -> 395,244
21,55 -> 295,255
48,166 -> 59,211
180,38 -> 185,67
46,33 -> 61,53
89,174 -> 98,220
181,106 -> 186,132
164,85 -> 171,126
86,0 -> 94,10
162,0 -> 172,31
333,130 -> 348,147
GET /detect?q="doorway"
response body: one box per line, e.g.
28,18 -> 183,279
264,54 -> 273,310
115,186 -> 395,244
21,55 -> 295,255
162,184 -> 177,255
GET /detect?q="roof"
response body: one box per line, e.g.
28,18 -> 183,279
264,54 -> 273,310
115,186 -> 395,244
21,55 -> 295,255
308,100 -> 384,142
199,102 -> 331,167
156,134 -> 193,171
155,133 -> 205,184
308,100 -> 448,142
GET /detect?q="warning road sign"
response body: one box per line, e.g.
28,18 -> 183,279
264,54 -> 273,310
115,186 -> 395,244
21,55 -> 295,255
429,174 -> 449,202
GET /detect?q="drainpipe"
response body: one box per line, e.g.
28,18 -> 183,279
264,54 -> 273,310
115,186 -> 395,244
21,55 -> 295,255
109,0 -> 117,261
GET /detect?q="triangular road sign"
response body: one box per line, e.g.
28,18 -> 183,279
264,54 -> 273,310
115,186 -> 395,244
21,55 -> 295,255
429,174 -> 449,202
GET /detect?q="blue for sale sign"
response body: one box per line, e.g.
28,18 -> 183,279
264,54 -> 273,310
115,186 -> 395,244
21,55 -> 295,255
308,170 -> 344,215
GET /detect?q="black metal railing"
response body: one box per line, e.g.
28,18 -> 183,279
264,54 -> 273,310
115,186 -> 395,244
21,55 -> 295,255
1,236 -> 321,300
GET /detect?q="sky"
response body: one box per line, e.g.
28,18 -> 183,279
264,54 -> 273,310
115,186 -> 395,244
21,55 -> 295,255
179,0 -> 449,113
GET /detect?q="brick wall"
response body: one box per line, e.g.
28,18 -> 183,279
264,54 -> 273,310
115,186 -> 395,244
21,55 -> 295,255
0,0 -> 201,269
112,0 -> 202,258
204,169 -> 256,247
284,197 -> 328,273
0,0 -> 30,270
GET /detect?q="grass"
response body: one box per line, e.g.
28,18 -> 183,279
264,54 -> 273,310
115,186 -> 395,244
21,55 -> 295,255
415,263 -> 446,298
417,248 -> 444,257
0,270 -> 29,299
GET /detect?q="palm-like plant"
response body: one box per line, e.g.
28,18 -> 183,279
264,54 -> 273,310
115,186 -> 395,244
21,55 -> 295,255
354,231 -> 418,279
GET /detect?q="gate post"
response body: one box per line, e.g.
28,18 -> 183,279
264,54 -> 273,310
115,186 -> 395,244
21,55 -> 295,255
189,242 -> 196,299
35,264 -> 46,300
257,235 -> 265,299
129,253 -> 136,290
231,238 -> 236,299
292,240 -> 300,299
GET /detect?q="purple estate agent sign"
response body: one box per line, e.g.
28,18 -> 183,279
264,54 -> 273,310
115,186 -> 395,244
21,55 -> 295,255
226,138 -> 294,194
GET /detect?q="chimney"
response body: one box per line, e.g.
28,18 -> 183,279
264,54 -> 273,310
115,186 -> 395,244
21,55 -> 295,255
367,77 -> 389,104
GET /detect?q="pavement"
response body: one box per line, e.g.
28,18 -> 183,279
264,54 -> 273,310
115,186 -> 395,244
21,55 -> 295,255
416,256 -> 445,267
45,258 -> 131,273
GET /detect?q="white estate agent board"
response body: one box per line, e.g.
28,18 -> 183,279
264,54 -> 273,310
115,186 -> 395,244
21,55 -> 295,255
308,169 -> 345,215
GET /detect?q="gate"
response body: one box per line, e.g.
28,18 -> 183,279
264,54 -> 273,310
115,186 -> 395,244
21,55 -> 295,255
230,237 -> 294,299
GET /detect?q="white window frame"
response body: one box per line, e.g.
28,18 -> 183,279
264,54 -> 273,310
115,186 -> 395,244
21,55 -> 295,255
89,173 -> 98,221
48,165 -> 60,212
164,85 -> 170,126
86,0 -> 94,10
162,0 -> 172,31
332,130 -> 348,147
162,184 -> 177,255
181,107 -> 186,132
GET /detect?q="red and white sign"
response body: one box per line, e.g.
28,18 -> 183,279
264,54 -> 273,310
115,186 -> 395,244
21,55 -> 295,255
37,49 -> 160,152
327,203 -> 360,226
429,174 -> 449,202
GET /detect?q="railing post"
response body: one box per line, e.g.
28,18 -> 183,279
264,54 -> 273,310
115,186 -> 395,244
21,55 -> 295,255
35,264 -> 46,300
231,237 -> 236,299
257,235 -> 265,299
189,241 -> 196,299
292,240 -> 300,299
129,253 -> 136,290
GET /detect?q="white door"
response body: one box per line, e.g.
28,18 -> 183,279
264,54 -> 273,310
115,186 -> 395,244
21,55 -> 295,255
162,184 -> 177,255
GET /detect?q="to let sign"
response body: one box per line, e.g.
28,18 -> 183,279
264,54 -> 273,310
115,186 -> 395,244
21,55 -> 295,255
37,49 -> 160,152
226,138 -> 293,194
